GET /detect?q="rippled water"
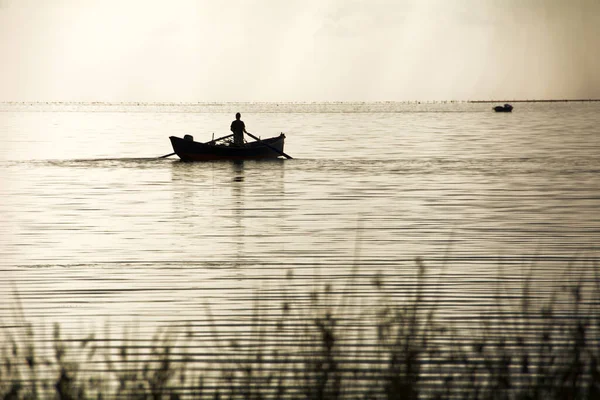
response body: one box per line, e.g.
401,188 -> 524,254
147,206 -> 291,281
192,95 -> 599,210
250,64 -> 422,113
1,101 -> 598,343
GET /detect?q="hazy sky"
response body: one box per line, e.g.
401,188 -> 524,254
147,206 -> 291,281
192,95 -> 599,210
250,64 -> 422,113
1,0 -> 599,102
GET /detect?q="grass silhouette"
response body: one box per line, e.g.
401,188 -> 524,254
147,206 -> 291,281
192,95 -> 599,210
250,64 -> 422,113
1,258 -> 598,399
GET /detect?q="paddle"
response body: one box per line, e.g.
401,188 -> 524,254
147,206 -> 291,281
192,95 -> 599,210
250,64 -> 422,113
208,133 -> 234,144
246,132 -> 293,159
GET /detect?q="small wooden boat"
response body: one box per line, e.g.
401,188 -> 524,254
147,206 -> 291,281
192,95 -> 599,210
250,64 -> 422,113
493,103 -> 513,112
169,133 -> 286,161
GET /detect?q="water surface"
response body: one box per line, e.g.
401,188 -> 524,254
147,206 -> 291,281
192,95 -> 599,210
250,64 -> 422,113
1,101 -> 598,339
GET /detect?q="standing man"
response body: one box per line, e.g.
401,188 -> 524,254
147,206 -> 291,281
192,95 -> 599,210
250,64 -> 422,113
230,113 -> 248,146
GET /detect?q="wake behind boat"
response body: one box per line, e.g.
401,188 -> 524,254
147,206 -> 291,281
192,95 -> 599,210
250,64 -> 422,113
168,133 -> 287,161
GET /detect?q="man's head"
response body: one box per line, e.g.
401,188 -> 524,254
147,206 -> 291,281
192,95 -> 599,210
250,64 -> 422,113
235,112 -> 241,120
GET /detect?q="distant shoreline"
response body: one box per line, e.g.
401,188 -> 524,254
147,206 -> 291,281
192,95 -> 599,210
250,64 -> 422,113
468,99 -> 600,103
0,99 -> 599,105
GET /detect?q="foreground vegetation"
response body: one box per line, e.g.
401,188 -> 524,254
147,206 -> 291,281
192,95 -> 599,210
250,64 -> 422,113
1,259 -> 599,399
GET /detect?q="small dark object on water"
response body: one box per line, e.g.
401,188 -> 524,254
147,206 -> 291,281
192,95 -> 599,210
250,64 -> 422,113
493,103 -> 513,112
169,133 -> 287,161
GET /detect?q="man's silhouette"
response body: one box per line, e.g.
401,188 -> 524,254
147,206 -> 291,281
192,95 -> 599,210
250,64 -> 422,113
230,113 -> 247,146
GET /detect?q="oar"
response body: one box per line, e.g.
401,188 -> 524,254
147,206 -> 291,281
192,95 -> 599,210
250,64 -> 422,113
208,133 -> 234,143
246,132 -> 293,159
158,152 -> 175,158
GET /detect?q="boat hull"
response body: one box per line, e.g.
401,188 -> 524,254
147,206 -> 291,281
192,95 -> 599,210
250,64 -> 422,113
169,134 -> 286,161
493,104 -> 513,112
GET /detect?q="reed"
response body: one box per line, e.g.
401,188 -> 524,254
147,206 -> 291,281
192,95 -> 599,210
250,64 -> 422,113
1,258 -> 598,399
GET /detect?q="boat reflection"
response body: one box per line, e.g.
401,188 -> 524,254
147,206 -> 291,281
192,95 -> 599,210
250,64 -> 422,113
169,160 -> 286,266
232,161 -> 245,267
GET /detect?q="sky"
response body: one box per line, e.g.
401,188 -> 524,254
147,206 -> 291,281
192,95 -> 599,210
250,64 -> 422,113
1,0 -> 599,102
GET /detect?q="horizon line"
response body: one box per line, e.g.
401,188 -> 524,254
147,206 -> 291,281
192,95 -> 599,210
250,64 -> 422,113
1,99 -> 599,105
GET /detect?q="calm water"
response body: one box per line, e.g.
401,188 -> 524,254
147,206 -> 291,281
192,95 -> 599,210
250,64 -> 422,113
1,101 -> 598,342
